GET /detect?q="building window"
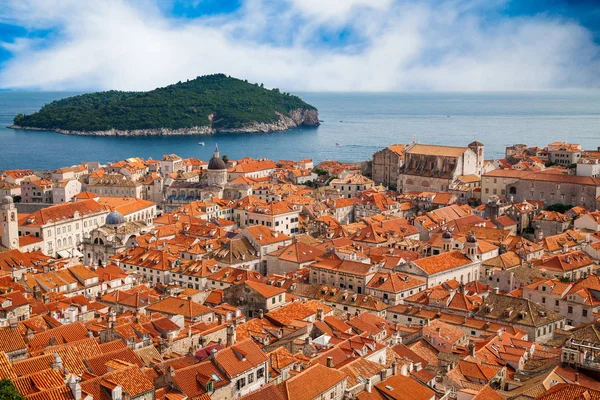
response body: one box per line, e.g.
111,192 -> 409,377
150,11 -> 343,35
236,378 -> 246,390
248,373 -> 254,384
257,368 -> 264,379
568,306 -> 573,314
583,309 -> 588,317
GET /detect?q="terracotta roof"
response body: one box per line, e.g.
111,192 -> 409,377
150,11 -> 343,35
0,327 -> 27,354
371,373 -> 435,400
146,297 -> 212,319
280,363 -> 346,400
535,383 -> 600,400
412,250 -> 472,275
533,250 -> 593,272
244,225 -> 291,245
20,199 -> 106,227
84,347 -> 144,375
27,322 -> 90,350
310,255 -> 375,276
366,272 -> 425,292
406,143 -> 467,157
269,241 -> 325,263
241,280 -> 285,299
214,339 -> 268,378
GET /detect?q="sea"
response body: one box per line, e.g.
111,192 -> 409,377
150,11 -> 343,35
1,91 -> 599,170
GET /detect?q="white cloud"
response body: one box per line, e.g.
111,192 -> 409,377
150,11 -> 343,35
0,0 -> 598,91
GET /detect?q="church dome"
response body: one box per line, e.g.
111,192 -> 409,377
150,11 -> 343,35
442,230 -> 453,239
466,233 -> 477,243
208,156 -> 227,170
208,144 -> 227,170
106,211 -> 125,226
2,196 -> 13,205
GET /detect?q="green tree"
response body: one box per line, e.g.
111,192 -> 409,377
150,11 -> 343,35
0,379 -> 25,400
222,155 -> 229,163
12,74 -> 317,132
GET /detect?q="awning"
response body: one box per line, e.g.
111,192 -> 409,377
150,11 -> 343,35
57,249 -> 83,258
57,250 -> 70,258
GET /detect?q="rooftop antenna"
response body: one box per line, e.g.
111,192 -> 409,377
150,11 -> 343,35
412,133 -> 416,144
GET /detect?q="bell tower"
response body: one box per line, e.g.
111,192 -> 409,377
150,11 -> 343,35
1,196 -> 19,250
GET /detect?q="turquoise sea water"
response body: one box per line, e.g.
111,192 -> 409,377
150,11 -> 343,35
1,91 -> 599,170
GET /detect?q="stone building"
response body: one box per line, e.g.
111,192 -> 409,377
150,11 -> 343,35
163,145 -> 252,210
395,237 -> 481,288
330,174 -> 375,198
308,254 -> 377,294
481,170 -> 526,203
372,144 -> 406,189
81,210 -> 152,266
223,281 -> 287,318
87,174 -> 143,198
547,141 -> 582,166
397,142 -> 484,193
475,293 -> 565,342
506,173 -> 600,210
18,199 -> 109,257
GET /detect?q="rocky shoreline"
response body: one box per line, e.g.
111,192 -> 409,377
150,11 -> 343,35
8,108 -> 319,136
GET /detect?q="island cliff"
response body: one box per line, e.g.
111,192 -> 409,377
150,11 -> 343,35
10,74 -> 319,136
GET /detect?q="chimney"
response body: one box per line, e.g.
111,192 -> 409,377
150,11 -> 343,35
33,285 -> 41,300
317,307 -> 324,321
216,313 -> 224,325
468,343 -> 476,357
346,312 -> 351,321
380,369 -> 388,380
226,323 -> 236,347
258,309 -> 264,319
365,378 -> 372,393
326,356 -> 334,368
52,353 -> 63,371
493,287 -> 499,295
67,375 -> 82,400
575,373 -> 579,383
111,385 -> 123,400
391,361 -> 398,376
108,307 -> 117,329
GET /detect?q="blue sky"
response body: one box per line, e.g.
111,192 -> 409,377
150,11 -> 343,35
0,0 -> 599,91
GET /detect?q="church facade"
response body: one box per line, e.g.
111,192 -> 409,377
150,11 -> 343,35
397,142 -> 484,193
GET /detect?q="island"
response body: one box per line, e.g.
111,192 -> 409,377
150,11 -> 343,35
9,74 -> 319,136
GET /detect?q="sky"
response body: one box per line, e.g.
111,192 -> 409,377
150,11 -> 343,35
0,0 -> 599,92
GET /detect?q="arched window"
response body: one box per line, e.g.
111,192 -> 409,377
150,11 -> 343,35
422,181 -> 430,188
406,179 -> 414,185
